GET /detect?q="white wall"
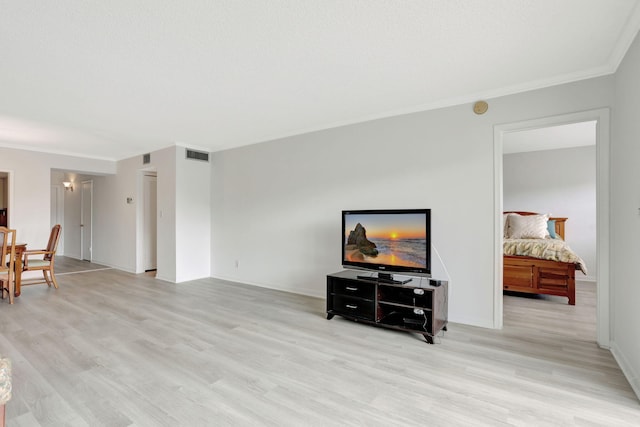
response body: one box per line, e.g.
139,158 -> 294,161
147,147 -> 177,282
91,147 -> 177,278
0,147 -> 114,248
90,145 -> 211,283
175,146 -> 211,282
91,170 -> 136,271
50,170 -> 64,254
211,75 -> 614,329
611,30 -> 640,398
504,146 -> 596,280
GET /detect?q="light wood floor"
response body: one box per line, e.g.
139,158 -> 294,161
1,263 -> 639,426
53,256 -> 110,275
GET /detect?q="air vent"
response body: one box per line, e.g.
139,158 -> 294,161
186,149 -> 209,162
142,153 -> 151,164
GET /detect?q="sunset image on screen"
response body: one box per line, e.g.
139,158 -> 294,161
343,213 -> 427,268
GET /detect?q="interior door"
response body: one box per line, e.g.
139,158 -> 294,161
81,180 -> 93,261
143,173 -> 157,271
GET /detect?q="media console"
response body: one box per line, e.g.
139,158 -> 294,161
326,270 -> 448,344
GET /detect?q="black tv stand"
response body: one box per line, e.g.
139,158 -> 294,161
356,272 -> 413,285
327,270 -> 448,344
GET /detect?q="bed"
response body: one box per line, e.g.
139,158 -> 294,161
502,211 -> 587,305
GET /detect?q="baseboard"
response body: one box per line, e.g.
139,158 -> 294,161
210,274 -> 324,299
88,259 -> 135,274
610,342 -> 640,401
448,315 -> 494,330
155,274 -> 176,283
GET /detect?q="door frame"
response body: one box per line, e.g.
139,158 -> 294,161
493,108 -> 610,348
142,172 -> 157,271
136,167 -> 158,274
81,180 -> 93,261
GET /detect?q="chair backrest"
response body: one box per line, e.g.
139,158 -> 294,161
0,227 -> 16,274
45,225 -> 62,261
0,227 -> 6,260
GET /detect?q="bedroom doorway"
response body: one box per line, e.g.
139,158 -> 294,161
494,109 -> 610,348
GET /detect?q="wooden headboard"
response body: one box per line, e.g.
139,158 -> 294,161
504,211 -> 567,240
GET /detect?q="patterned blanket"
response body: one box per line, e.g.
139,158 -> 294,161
503,238 -> 587,274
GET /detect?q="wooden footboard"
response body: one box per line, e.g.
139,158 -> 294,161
503,255 -> 576,305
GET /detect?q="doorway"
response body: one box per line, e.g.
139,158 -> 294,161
142,173 -> 157,272
81,180 -> 93,261
494,109 -> 610,347
0,172 -> 9,227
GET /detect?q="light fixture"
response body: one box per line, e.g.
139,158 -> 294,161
63,181 -> 73,191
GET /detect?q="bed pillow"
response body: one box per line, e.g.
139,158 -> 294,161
503,213 -> 512,238
508,213 -> 550,239
547,220 -> 557,239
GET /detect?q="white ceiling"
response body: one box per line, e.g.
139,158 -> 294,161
1,1 -> 639,161
503,121 -> 597,154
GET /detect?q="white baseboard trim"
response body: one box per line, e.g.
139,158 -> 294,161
610,342 -> 640,401
155,274 -> 176,283
57,267 -> 113,276
210,274 -> 324,299
89,259 -> 136,274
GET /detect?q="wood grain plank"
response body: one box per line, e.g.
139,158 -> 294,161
0,262 -> 638,426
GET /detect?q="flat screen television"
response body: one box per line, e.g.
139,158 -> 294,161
342,209 -> 431,284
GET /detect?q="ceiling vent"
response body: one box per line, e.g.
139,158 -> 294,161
186,149 -> 209,162
142,153 -> 151,164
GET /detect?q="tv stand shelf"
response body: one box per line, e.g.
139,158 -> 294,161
326,270 -> 448,344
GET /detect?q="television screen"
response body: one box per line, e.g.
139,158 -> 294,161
342,209 -> 431,278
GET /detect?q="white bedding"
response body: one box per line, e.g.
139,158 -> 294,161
503,237 -> 587,274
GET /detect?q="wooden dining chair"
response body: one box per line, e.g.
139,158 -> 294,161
0,227 -> 16,304
21,224 -> 61,289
